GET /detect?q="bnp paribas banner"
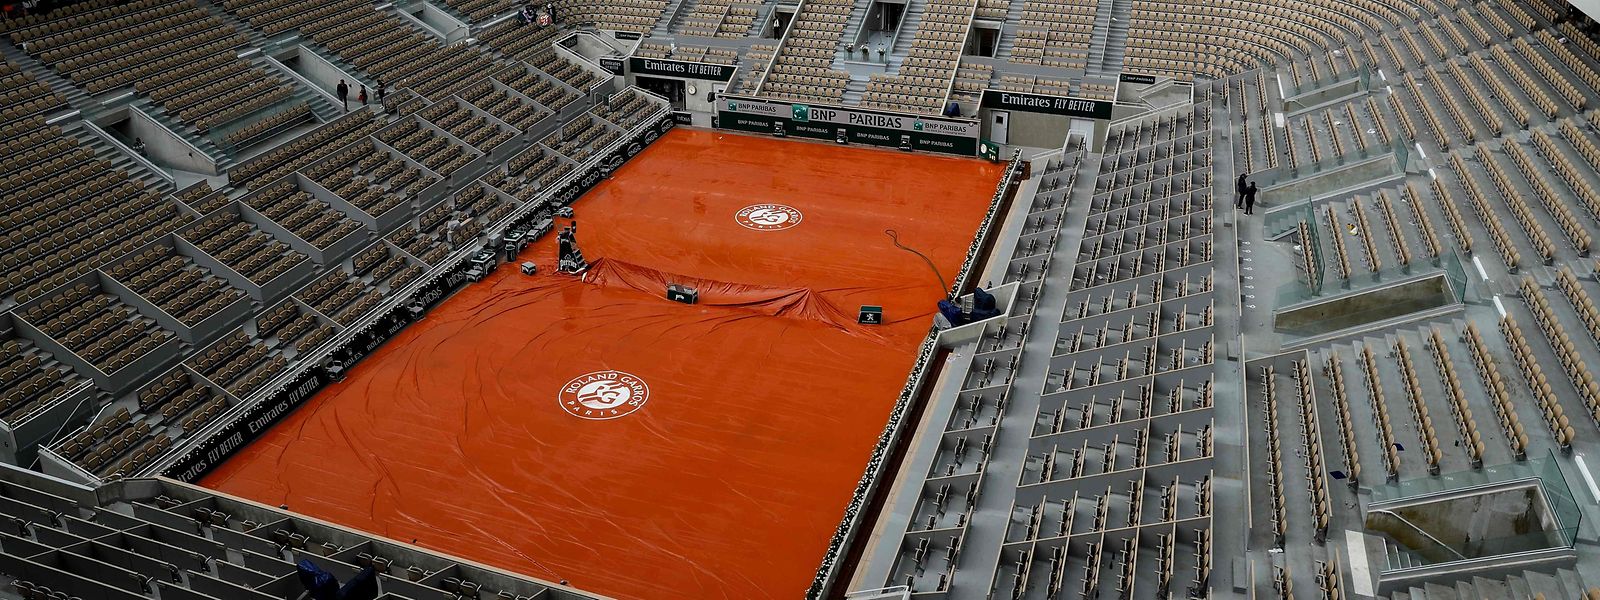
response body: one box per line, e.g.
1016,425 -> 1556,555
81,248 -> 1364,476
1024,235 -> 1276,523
716,95 -> 979,156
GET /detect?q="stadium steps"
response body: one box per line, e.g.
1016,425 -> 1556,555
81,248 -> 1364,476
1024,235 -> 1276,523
126,96 -> 233,169
993,0 -> 1026,58
840,0 -> 873,49
64,121 -> 173,192
0,40 -> 95,111
656,0 -> 694,36
1087,0 -> 1128,75
842,73 -> 870,103
1083,0 -> 1116,73
883,0 -> 927,72
195,0 -> 274,48
252,54 -> 343,123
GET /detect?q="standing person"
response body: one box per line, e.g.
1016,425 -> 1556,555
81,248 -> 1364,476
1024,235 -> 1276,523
1244,181 -> 1258,215
336,79 -> 349,111
1235,171 -> 1248,208
876,43 -> 886,62
376,79 -> 386,105
358,85 -> 368,106
132,137 -> 146,156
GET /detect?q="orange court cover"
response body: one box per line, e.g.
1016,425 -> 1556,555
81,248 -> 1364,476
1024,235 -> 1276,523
203,129 -> 1004,599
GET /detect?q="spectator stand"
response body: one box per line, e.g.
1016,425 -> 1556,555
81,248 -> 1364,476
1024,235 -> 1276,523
235,172 -> 373,266
97,235 -> 254,347
172,203 -> 317,305
9,272 -> 182,396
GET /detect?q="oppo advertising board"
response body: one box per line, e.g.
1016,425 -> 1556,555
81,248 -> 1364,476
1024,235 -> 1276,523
716,96 -> 980,155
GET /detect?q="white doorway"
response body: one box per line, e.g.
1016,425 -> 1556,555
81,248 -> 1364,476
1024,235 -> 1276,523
990,110 -> 1010,144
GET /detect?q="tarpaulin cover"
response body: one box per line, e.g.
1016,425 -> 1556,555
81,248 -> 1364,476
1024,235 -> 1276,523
202,129 -> 1004,600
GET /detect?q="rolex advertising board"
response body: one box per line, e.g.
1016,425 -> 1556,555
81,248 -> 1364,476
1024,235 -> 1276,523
717,96 -> 979,155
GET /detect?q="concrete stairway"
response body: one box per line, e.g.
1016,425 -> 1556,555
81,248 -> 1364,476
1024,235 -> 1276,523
654,0 -> 695,36
1,40 -> 94,111
254,55 -> 342,123
842,73 -> 870,103
1083,0 -> 1116,73
63,122 -> 173,193
195,0 -> 275,48
839,0 -> 875,50
1089,0 -> 1129,75
994,0 -> 1026,59
882,0 -> 927,72
126,95 -> 233,169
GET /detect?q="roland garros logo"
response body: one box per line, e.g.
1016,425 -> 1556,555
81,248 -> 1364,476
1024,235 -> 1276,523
735,204 -> 803,231
559,370 -> 650,420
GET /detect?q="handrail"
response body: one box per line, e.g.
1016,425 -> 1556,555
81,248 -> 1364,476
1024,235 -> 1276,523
1369,509 -> 1468,562
260,52 -> 340,107
78,119 -> 175,188
753,0 -> 807,95
938,0 -> 983,111
805,149 -> 1023,599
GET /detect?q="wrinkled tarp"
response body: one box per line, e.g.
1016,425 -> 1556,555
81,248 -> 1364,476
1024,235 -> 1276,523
204,129 -> 1004,600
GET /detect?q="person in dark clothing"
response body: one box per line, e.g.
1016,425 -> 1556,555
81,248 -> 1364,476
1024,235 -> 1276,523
336,79 -> 349,111
358,85 -> 368,106
376,79 -> 385,103
1235,171 -> 1248,208
1243,182 -> 1258,215
296,559 -> 379,600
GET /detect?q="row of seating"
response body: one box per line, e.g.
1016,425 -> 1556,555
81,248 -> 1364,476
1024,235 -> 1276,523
107,243 -> 246,326
1498,312 -> 1581,450
0,59 -> 67,121
389,225 -> 452,267
1393,338 -> 1446,474
460,80 -> 549,131
1320,351 -> 1363,486
1289,359 -> 1333,543
477,16 -> 563,62
244,179 -> 365,250
29,282 -> 177,374
496,145 -> 572,204
1357,344 -> 1402,481
495,64 -> 580,113
229,110 -> 383,188
543,115 -> 619,163
1446,153 -> 1525,271
1538,127 -> 1600,219
1542,269 -> 1600,432
1461,322 -> 1531,460
377,117 -> 475,178
677,0 -> 759,38
1259,364 -> 1290,546
188,210 -> 307,285
860,0 -> 976,113
531,51 -> 606,92
761,0 -> 852,103
421,98 -> 515,152
553,0 -> 669,33
440,0 -> 514,22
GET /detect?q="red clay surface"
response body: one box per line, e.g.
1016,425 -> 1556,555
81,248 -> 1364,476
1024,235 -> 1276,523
201,129 -> 1004,600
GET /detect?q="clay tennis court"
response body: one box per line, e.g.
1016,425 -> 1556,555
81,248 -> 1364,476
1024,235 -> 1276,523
201,129 -> 1004,600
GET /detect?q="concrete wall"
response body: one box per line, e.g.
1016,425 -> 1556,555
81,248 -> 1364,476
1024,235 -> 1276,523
122,106 -> 218,175
286,45 -> 366,102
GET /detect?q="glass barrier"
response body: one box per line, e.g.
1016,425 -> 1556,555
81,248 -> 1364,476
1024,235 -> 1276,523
1368,449 -> 1581,565
207,96 -> 315,154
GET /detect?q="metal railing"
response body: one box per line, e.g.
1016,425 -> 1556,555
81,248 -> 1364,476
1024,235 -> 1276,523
805,149 -> 1024,599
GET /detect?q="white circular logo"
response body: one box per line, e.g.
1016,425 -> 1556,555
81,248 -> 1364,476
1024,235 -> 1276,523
558,370 -> 650,420
735,204 -> 803,231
